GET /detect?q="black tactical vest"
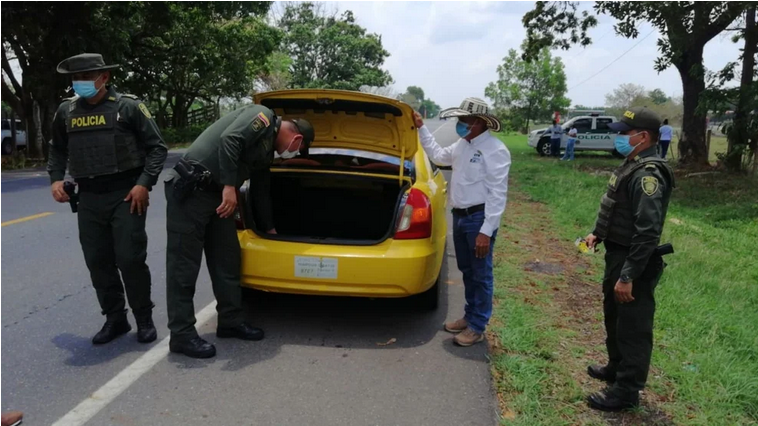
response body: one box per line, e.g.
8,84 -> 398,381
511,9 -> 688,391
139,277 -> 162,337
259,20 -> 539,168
594,156 -> 674,246
66,95 -> 145,178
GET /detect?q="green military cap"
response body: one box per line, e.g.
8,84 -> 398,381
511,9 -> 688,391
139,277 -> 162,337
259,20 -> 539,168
56,53 -> 120,74
291,118 -> 315,149
608,106 -> 662,133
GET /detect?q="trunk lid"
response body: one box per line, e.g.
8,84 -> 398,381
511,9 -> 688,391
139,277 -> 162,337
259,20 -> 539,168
253,89 -> 418,160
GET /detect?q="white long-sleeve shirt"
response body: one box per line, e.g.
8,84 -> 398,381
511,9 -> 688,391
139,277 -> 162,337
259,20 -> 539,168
418,125 -> 511,237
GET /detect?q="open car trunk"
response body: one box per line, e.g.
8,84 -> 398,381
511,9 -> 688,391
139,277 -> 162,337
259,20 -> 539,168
248,172 -> 409,244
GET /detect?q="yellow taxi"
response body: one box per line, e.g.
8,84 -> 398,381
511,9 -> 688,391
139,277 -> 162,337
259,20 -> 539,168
235,89 -> 447,309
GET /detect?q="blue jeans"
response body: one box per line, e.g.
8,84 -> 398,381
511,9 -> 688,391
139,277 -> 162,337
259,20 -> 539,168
562,137 -> 576,160
551,138 -> 561,157
453,211 -> 497,333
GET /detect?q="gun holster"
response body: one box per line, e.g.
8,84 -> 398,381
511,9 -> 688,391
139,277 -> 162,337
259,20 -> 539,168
172,158 -> 212,201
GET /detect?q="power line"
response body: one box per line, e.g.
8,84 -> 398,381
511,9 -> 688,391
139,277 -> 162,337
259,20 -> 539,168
568,29 -> 656,91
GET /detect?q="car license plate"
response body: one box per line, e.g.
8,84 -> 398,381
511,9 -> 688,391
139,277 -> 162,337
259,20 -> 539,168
294,256 -> 338,279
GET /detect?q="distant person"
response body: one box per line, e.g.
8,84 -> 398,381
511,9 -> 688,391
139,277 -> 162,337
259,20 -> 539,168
583,106 -> 675,412
48,53 -> 167,345
413,97 -> 511,347
561,126 -> 578,161
549,120 -> 563,157
658,119 -> 673,159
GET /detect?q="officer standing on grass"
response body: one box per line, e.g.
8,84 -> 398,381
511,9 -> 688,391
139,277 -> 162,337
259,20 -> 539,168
164,104 -> 314,359
583,106 -> 675,412
48,53 -> 167,345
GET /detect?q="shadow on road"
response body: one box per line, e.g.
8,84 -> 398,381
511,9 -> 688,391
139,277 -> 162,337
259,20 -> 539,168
51,332 -> 156,367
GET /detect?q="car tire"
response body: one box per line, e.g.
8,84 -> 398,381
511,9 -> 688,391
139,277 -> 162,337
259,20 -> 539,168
415,276 -> 440,311
2,138 -> 12,155
536,139 -> 551,157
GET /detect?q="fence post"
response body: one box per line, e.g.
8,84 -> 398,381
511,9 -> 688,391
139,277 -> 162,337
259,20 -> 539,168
706,129 -> 712,161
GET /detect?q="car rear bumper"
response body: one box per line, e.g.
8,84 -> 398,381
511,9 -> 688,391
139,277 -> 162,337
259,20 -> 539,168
238,230 -> 442,298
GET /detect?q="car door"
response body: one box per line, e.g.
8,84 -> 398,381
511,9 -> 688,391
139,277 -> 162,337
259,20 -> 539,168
583,117 -> 614,150
570,118 -> 594,149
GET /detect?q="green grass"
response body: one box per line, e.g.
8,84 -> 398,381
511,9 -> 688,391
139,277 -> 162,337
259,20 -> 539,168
491,134 -> 758,425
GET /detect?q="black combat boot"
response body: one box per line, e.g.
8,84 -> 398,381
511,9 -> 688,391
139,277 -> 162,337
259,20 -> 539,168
587,364 -> 616,382
588,387 -> 640,412
169,337 -> 216,359
92,316 -> 132,345
135,315 -> 157,343
216,322 -> 264,341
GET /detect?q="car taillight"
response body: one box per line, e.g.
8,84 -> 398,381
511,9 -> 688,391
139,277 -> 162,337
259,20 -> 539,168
394,188 -> 432,239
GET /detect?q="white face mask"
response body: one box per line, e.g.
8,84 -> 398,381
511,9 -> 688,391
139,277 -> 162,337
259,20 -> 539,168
279,150 -> 298,160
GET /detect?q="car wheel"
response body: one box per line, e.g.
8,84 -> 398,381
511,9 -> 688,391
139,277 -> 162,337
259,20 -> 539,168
536,139 -> 551,157
2,138 -> 12,155
415,276 -> 440,311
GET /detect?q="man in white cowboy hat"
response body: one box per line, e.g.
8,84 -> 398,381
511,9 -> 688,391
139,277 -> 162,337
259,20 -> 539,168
413,97 -> 511,347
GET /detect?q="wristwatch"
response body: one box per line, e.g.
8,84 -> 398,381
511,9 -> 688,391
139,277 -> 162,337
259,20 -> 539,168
619,274 -> 633,283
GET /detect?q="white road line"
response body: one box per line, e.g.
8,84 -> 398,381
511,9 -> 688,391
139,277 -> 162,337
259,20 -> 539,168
431,120 -> 453,136
51,301 -> 218,426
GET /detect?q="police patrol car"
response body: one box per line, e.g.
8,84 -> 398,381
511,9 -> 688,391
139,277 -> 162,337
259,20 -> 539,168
527,113 -> 622,157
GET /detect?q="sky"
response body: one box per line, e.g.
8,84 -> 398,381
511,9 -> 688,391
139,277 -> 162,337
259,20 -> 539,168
326,1 -> 744,110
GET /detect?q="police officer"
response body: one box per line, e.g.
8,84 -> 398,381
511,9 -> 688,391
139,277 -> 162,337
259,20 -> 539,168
583,107 -> 675,411
165,104 -> 314,359
48,53 -> 168,345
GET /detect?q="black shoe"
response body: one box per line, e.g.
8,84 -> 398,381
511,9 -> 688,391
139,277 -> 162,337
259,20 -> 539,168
92,317 -> 132,345
169,337 -> 216,359
587,365 -> 616,382
216,323 -> 264,341
588,388 -> 639,412
136,316 -> 157,343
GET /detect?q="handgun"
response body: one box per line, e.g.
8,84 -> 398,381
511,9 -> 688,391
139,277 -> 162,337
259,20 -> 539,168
63,181 -> 79,213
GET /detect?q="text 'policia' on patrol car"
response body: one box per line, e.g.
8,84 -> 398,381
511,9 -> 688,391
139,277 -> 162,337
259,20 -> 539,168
528,113 -> 623,157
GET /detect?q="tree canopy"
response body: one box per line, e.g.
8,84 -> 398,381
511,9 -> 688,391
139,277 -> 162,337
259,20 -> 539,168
277,2 -> 393,90
485,48 -> 570,132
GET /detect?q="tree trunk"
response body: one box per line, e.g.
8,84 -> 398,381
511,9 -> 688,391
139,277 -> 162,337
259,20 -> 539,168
676,52 -> 709,166
727,6 -> 757,172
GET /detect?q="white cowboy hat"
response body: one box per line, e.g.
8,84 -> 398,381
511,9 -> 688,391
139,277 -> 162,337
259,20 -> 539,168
439,97 -> 502,132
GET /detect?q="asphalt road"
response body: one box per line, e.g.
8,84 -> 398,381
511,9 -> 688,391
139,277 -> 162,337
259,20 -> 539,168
1,118 -> 497,426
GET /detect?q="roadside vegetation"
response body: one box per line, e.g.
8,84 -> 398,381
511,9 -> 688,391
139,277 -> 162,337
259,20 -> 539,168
489,134 -> 758,425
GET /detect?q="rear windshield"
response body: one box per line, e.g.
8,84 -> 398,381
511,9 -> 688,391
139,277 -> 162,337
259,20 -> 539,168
273,148 -> 414,177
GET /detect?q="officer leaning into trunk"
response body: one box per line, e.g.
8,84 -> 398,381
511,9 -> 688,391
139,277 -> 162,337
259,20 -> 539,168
583,106 -> 675,412
48,53 -> 168,345
164,104 -> 314,359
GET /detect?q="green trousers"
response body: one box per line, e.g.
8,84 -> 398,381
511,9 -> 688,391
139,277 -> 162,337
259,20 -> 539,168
165,181 -> 243,342
78,188 -> 154,320
602,243 -> 665,393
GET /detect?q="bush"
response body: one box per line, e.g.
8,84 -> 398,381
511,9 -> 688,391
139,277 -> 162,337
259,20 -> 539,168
160,123 -> 210,146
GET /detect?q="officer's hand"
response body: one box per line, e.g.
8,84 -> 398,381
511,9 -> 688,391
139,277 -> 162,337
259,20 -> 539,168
267,228 -> 277,234
217,185 -> 237,218
51,181 -> 69,203
413,112 -> 424,129
614,280 -> 635,303
475,233 -> 491,259
125,185 -> 150,215
585,233 -> 599,250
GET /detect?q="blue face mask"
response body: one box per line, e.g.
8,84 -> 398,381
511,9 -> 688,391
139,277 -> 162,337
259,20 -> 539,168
614,132 -> 644,157
72,75 -> 102,99
456,121 -> 471,138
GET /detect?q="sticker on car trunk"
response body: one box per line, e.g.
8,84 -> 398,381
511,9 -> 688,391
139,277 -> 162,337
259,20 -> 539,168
294,256 -> 338,279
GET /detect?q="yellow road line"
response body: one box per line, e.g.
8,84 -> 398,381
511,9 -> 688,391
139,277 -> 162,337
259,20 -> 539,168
2,212 -> 55,227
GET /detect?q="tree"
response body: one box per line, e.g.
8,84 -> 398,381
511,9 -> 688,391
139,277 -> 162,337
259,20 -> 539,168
278,2 -> 393,90
648,88 -> 669,105
2,2 -> 279,156
420,99 -> 441,118
522,1 -> 750,166
485,48 -> 570,133
256,51 -> 293,93
700,6 -> 758,172
605,83 -> 647,117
